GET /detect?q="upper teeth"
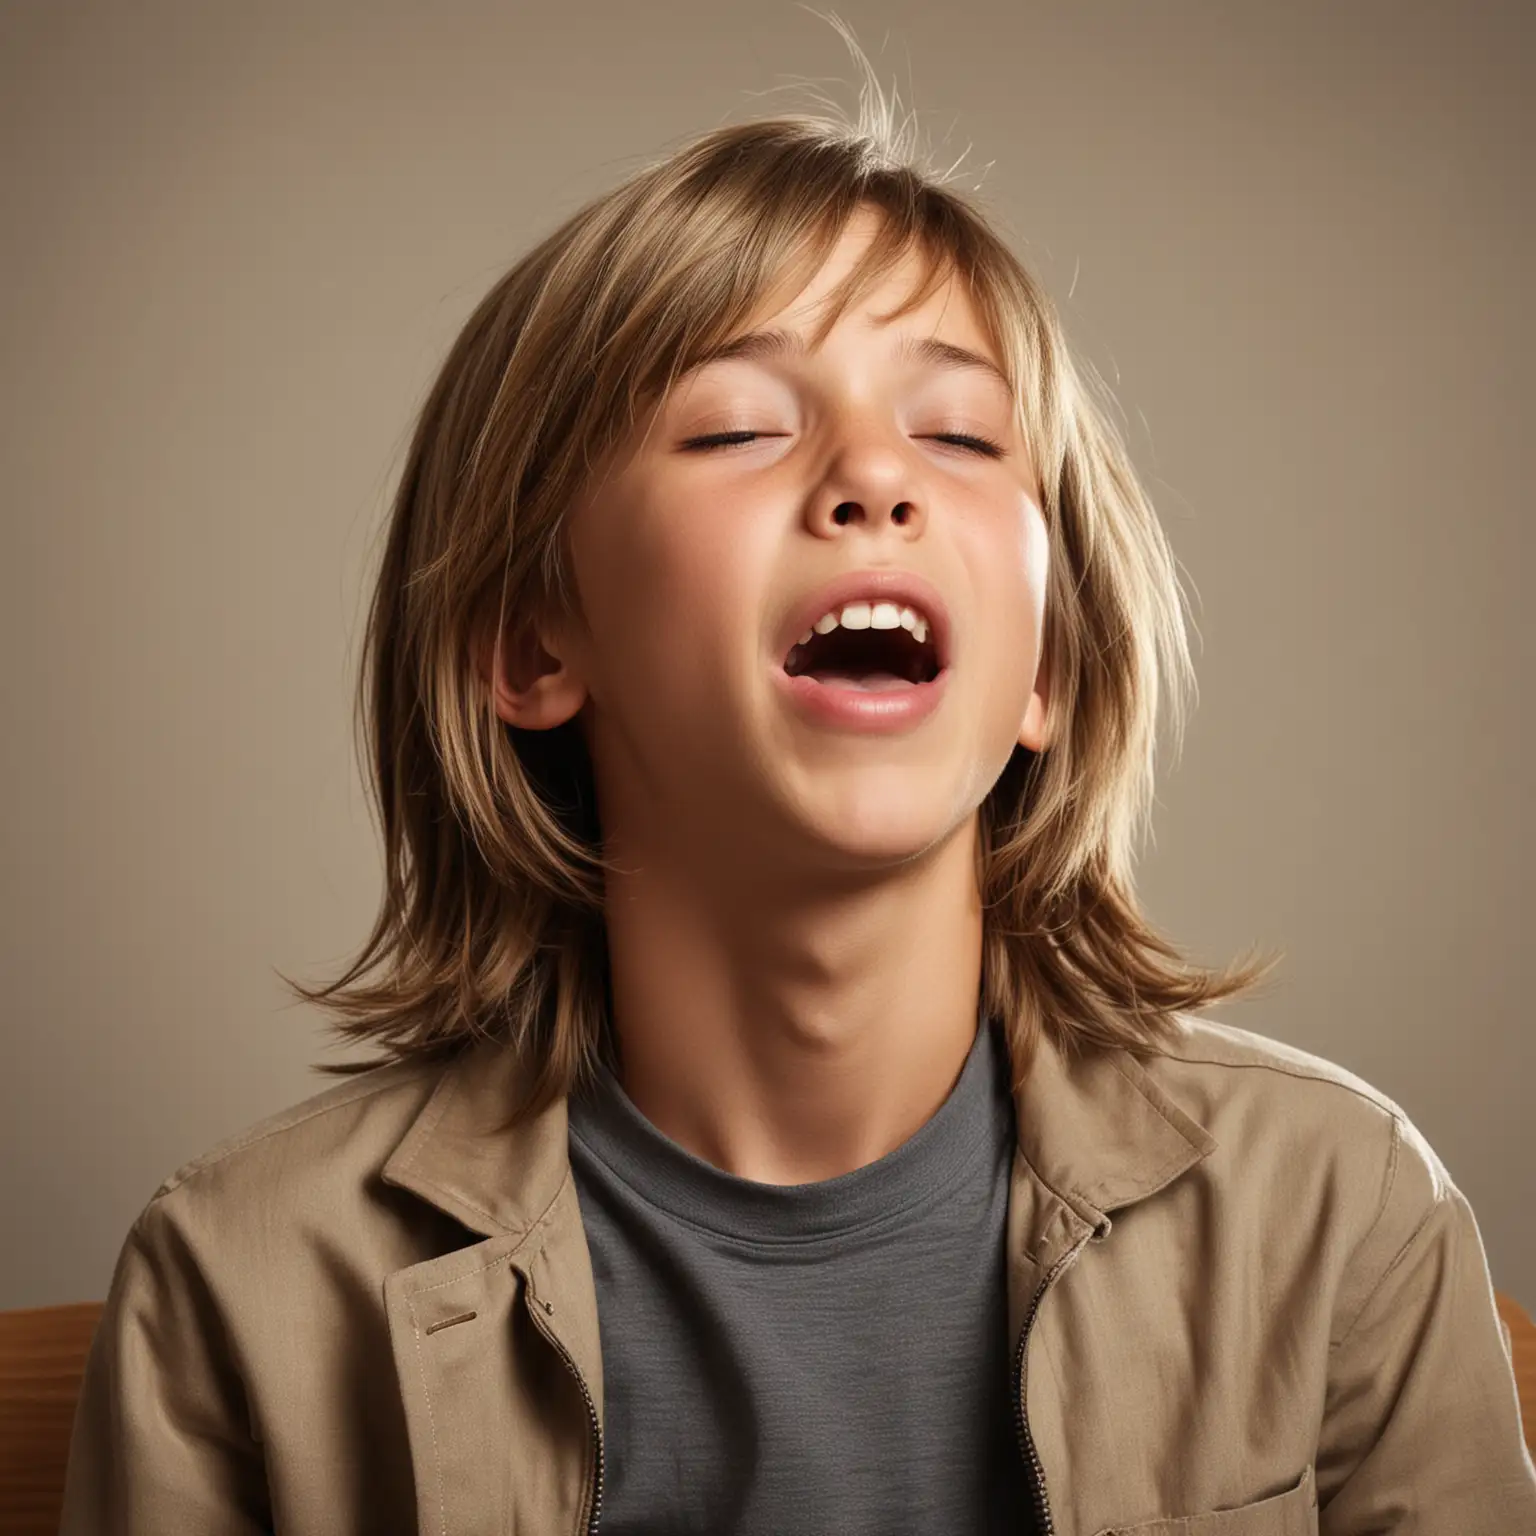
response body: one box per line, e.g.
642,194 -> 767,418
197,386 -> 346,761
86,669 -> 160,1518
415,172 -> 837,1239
797,602 -> 930,647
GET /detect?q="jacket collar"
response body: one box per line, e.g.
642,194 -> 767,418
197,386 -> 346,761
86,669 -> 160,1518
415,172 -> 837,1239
380,1016 -> 1218,1243
381,1036 -> 573,1240
1011,1022 -> 1217,1233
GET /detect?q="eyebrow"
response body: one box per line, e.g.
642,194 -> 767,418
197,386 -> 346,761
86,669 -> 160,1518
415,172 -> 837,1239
685,325 -> 1014,394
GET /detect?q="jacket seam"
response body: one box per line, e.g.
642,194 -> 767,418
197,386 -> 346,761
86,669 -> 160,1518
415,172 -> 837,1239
1329,1191 -> 1445,1355
1329,1110 -> 1428,1352
380,1069 -> 458,1185
1073,1141 -> 1203,1215
1107,1053 -> 1212,1146
1145,1045 -> 1434,1355
408,1314 -> 449,1536
415,1186 -> 510,1237
1135,1047 -> 1403,1117
405,1244 -> 525,1302
422,1143 -> 575,1249
1010,1138 -> 1096,1233
506,1163 -> 579,1268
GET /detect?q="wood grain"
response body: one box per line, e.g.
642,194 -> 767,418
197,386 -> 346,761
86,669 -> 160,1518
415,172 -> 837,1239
0,1302 -> 102,1536
1496,1288 -> 1536,1458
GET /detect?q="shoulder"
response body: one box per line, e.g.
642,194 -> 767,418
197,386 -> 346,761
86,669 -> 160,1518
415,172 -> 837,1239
1138,1012 -> 1450,1188
1138,1012 -> 1435,1148
1132,1016 -> 1457,1316
129,1053 -> 453,1253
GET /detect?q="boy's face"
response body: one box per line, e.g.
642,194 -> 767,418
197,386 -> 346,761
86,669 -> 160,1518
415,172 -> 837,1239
492,208 -> 1050,881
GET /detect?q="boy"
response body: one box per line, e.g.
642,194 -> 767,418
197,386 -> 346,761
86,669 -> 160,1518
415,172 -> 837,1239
61,75 -> 1536,1536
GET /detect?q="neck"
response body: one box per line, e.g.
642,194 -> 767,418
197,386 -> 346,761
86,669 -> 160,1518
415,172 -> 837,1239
597,819 -> 985,1185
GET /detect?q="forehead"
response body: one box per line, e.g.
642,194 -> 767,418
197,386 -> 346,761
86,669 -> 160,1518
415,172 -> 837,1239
745,210 -> 1001,365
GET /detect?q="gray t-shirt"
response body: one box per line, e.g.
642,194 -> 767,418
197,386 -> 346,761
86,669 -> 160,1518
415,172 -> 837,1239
567,1012 -> 1028,1534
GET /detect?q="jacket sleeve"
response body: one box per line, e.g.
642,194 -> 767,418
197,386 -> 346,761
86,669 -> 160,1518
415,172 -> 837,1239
1317,1107 -> 1536,1530
58,1193 -> 273,1535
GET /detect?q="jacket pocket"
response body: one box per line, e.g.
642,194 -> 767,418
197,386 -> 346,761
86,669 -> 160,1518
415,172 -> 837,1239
1093,1462 -> 1317,1536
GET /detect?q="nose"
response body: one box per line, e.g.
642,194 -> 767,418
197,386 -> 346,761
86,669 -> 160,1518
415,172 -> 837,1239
808,424 -> 926,536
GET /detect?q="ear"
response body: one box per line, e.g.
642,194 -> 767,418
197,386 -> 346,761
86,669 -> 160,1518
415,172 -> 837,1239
1018,643 -> 1051,753
475,611 -> 589,731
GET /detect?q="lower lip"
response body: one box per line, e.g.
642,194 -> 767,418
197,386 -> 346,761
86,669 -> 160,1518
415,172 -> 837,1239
773,666 -> 951,733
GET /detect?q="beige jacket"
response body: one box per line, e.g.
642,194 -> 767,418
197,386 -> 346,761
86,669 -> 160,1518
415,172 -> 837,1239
59,1013 -> 1536,1535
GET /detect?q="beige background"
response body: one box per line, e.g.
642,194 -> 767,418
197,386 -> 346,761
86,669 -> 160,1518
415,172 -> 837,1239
2,0 -> 1531,1311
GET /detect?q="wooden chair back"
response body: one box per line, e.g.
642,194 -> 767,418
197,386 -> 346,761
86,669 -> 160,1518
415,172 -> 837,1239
3,1291 -> 1534,1531
0,1301 -> 103,1536
1498,1288 -> 1536,1459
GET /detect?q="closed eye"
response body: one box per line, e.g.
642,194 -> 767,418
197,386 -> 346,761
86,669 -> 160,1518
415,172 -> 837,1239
680,430 -> 1006,458
679,431 -> 778,451
933,432 -> 1006,458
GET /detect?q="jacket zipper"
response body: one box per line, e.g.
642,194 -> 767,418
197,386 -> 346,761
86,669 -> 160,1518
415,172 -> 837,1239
1012,1227 -> 1095,1536
516,1217 -> 1090,1536
525,1289 -> 606,1535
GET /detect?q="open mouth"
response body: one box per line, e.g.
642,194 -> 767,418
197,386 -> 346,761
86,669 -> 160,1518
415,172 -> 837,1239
783,622 -> 942,688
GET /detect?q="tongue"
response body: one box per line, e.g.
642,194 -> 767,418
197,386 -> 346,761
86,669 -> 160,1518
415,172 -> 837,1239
808,670 -> 915,692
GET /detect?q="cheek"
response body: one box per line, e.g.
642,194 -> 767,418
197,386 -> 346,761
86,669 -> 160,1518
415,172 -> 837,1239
1019,503 -> 1051,633
963,497 -> 1050,650
577,481 -> 768,690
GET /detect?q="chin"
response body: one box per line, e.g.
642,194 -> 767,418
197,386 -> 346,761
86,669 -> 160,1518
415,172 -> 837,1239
800,788 -> 966,869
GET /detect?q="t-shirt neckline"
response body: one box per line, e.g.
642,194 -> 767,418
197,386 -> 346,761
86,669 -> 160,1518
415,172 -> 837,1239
567,1000 -> 1011,1244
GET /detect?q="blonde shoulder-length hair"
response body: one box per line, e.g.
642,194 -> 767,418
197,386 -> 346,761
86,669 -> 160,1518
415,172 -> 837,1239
290,60 -> 1280,1115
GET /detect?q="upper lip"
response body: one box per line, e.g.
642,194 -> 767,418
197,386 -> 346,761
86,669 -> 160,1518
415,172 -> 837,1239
775,568 -> 952,672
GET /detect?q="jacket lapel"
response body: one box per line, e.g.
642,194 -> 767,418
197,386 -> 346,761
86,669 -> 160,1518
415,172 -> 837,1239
1003,1025 -> 1219,1527
380,1040 -> 599,1536
1006,1025 -> 1217,1269
374,1019 -> 1220,1535
1012,1030 -> 1217,1223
